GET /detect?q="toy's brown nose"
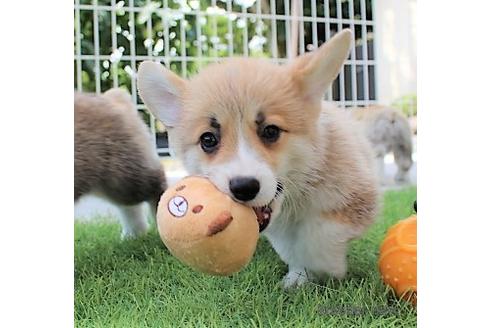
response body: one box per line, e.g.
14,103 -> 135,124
206,211 -> 233,236
229,177 -> 260,201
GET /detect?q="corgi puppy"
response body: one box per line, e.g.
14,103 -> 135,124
352,106 -> 413,184
137,30 -> 379,287
75,88 -> 167,238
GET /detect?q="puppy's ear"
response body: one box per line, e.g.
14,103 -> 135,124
137,61 -> 186,128
290,29 -> 352,101
102,87 -> 132,103
102,88 -> 133,110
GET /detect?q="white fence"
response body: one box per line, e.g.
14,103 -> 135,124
74,0 -> 377,155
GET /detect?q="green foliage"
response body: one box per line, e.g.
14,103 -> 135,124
75,187 -> 417,327
75,0 -> 375,93
392,94 -> 417,118
75,0 -> 268,93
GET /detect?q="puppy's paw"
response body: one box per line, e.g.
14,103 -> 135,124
327,265 -> 347,280
118,204 -> 150,240
120,225 -> 149,240
394,172 -> 409,184
282,268 -> 309,289
378,175 -> 392,186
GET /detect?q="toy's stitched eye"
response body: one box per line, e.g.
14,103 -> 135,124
168,196 -> 188,217
200,132 -> 219,153
259,125 -> 281,144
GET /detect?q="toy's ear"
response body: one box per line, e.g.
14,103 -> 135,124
289,29 -> 352,102
137,61 -> 187,128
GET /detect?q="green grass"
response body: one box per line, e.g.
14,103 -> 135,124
75,187 -> 417,327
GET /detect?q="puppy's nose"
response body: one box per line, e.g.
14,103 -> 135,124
229,177 -> 260,201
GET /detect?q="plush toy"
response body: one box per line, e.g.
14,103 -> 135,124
156,176 -> 260,276
379,215 -> 417,305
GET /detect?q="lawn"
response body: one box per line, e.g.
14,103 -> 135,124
75,187 -> 417,327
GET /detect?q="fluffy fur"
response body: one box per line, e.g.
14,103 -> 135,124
137,30 -> 379,287
74,88 -> 167,238
352,106 -> 413,184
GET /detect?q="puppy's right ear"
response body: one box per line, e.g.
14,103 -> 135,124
137,61 -> 186,128
289,29 -> 352,102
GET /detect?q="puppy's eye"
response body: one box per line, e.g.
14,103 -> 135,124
260,125 -> 281,144
199,132 -> 219,153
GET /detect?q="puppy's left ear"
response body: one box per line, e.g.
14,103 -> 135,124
137,61 -> 186,128
290,29 -> 352,101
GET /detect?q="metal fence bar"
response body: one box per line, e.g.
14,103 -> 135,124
226,0 -> 234,56
75,54 -> 376,65
270,0 -> 278,59
284,0 -> 291,58
75,0 -> 82,91
74,55 -> 376,65
145,0 -> 156,146
255,0 -> 263,55
211,0 -> 219,60
298,0 -> 304,55
349,0 -> 357,106
336,0 -> 346,107
361,0 -> 371,105
127,0 -> 137,105
311,0 -> 318,50
195,0 -> 203,69
74,4 -> 375,26
163,0 -> 170,67
241,3 -> 248,56
180,10 -> 187,76
145,0 -> 153,59
92,0 -> 101,93
324,0 -> 332,101
111,0 -> 119,88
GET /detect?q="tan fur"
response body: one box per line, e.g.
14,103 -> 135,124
137,30 -> 379,286
75,88 -> 167,237
174,58 -> 307,169
316,107 -> 379,228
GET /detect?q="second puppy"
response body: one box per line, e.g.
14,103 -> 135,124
75,88 -> 167,238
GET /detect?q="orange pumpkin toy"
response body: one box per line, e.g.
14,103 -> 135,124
378,215 -> 417,305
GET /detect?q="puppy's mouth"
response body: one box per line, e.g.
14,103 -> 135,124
252,204 -> 272,232
251,182 -> 283,232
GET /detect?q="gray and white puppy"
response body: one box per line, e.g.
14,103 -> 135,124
74,88 -> 166,237
353,106 -> 413,184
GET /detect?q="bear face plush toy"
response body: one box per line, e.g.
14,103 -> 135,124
157,176 -> 260,276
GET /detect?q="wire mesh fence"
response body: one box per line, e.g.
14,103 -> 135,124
74,0 -> 377,155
